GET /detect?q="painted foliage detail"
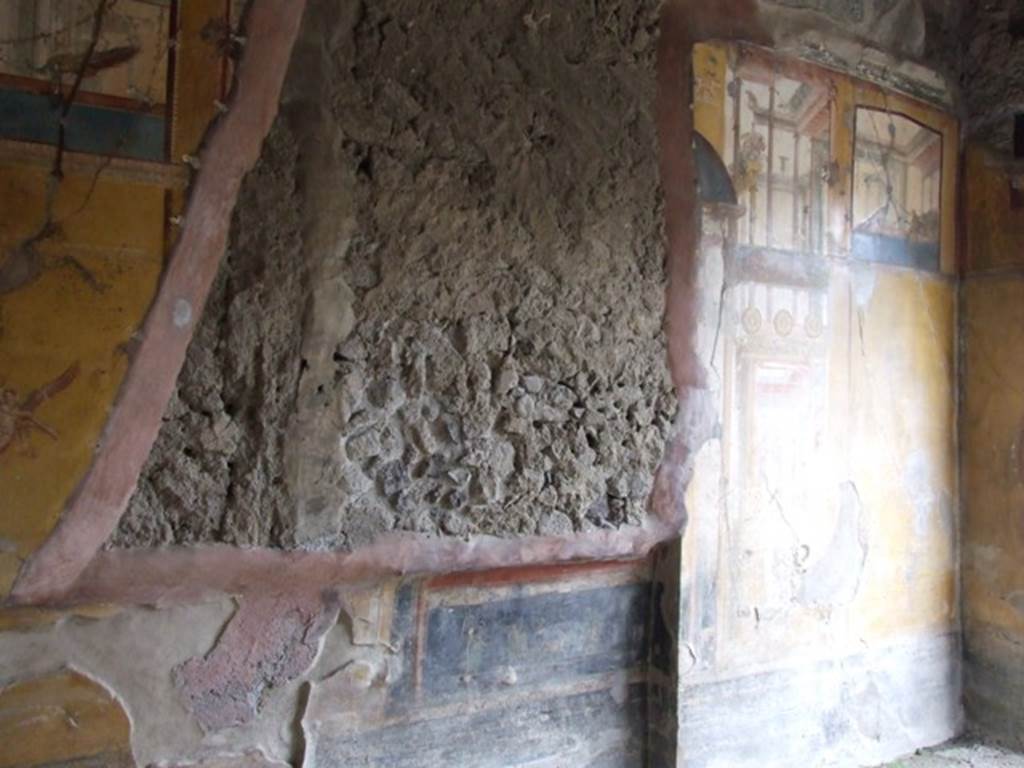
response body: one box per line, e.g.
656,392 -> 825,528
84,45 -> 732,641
0,201 -> 106,298
0,2 -> 169,101
0,363 -> 79,457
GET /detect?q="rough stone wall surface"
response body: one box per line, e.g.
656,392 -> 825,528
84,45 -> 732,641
111,124 -> 305,548
920,0 -> 962,79
760,0 -> 928,59
113,0 -> 672,550
961,0 -> 1024,153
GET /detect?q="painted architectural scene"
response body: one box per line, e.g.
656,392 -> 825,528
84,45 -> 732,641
723,50 -> 833,255
853,108 -> 943,270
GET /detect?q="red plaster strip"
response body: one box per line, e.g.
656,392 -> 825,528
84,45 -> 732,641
647,0 -> 770,531
424,558 -> 647,591
58,526 -> 677,606
10,1 -> 308,605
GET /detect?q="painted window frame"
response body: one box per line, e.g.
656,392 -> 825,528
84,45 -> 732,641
694,41 -> 959,275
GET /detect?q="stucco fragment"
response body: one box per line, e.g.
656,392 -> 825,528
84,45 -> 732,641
174,592 -> 339,732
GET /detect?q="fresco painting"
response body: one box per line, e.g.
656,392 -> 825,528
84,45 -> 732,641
852,108 -> 942,271
0,1 -> 173,162
0,1 -> 231,598
683,42 -> 958,676
723,49 -> 833,256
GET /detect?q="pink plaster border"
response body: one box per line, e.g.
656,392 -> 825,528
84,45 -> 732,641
59,528 -> 676,605
10,1 -> 309,605
9,0 -> 776,608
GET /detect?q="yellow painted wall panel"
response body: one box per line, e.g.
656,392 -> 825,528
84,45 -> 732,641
0,164 -> 164,591
171,0 -> 232,159
683,43 -> 958,685
962,277 -> 1024,637
0,0 -> 230,596
681,259 -> 957,676
693,42 -> 728,155
0,670 -> 132,767
849,268 -> 957,639
965,143 -> 1024,274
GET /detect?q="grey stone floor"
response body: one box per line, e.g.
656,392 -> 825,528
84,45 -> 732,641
883,742 -> 1024,767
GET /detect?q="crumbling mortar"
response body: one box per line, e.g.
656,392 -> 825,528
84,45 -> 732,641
114,0 -> 674,552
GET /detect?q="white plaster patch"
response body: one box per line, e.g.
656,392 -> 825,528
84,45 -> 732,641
903,448 -> 942,537
851,264 -> 878,309
173,298 -> 194,328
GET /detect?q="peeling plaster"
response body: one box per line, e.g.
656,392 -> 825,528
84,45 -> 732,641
174,592 -> 340,733
798,481 -> 869,606
1,568 -> 653,767
0,600 -> 237,766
